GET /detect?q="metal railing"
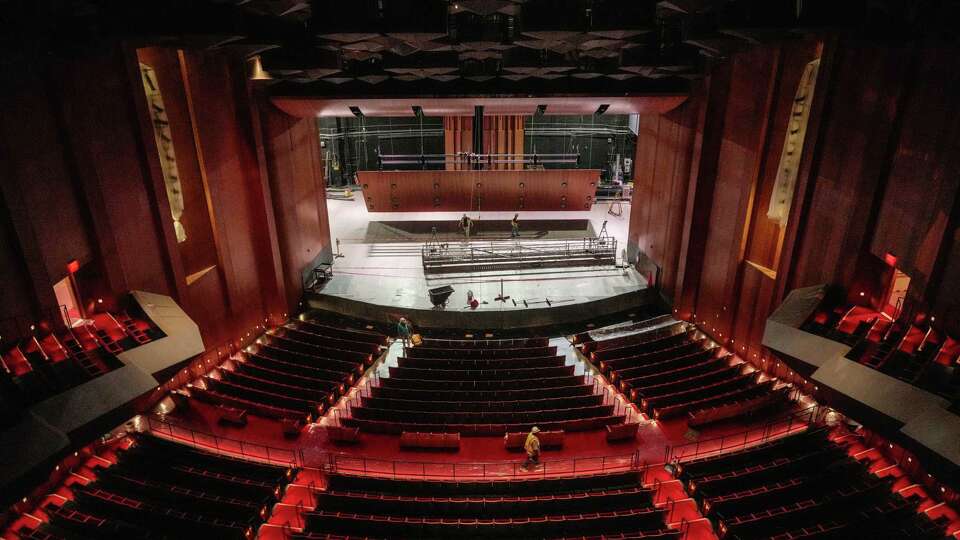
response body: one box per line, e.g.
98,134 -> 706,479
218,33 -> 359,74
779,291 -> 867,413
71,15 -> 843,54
664,405 -> 824,463
145,414 -> 302,467
422,236 -> 617,273
584,314 -> 680,339
144,414 -> 650,481
321,450 -> 644,481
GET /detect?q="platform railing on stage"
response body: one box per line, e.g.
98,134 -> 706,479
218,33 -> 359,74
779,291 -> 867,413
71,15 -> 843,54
663,404 -> 824,463
421,235 -> 618,272
145,414 -> 654,481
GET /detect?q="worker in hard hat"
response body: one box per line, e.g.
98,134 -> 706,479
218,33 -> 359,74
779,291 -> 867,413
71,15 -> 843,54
520,426 -> 541,472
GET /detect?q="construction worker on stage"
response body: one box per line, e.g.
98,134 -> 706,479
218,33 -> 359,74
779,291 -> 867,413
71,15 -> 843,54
459,213 -> 473,240
511,213 -> 520,238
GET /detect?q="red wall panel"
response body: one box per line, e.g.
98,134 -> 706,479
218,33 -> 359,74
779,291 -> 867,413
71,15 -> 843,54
60,47 -> 177,299
696,47 -> 778,338
869,47 -> 960,293
260,103 -> 333,310
358,169 -> 599,212
181,51 -> 280,345
628,98 -> 700,300
789,43 -> 910,291
0,62 -> 95,313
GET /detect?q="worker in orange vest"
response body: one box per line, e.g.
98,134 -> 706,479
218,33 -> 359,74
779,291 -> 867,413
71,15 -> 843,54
520,426 -> 541,472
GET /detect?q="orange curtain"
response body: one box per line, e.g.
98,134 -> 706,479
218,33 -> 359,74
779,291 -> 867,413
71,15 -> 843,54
443,116 -> 472,170
443,115 -> 525,170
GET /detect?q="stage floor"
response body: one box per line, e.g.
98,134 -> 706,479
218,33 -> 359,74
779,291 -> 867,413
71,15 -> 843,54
316,196 -> 645,325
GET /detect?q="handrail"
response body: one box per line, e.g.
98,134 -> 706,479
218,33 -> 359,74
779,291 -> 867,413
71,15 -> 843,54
664,404 -> 823,463
323,448 -> 643,480
143,414 -> 646,481
145,414 -> 302,467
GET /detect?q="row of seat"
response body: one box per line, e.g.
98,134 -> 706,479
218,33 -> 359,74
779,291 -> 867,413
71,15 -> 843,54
352,403 -> 616,425
639,372 -> 759,415
673,428 -> 947,539
186,318 -> 387,425
397,354 -> 565,369
574,320 -> 687,354
288,525 -> 682,540
314,485 -> 653,517
378,373 -> 586,391
348,334 -> 624,435
294,318 -> 389,346
296,471 -> 672,539
255,342 -> 363,377
404,344 -> 557,359
28,433 -> 293,540
387,363 -> 576,381
590,328 -> 696,362
617,348 -> 721,382
371,382 -> 595,402
416,336 -> 550,349
326,470 -> 643,495
342,414 -> 624,436
623,356 -> 733,396
362,393 -> 603,412
261,332 -> 372,366
584,319 -> 787,425
600,339 -> 708,373
659,382 -> 779,421
302,507 -> 668,538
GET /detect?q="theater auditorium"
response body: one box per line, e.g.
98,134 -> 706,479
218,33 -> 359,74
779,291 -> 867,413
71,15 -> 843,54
2,1 -> 960,538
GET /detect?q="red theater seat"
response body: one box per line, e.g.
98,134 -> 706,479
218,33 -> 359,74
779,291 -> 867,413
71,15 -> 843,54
606,422 -> 639,442
399,431 -> 460,451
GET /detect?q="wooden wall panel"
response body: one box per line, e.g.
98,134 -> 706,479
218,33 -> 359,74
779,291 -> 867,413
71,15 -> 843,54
931,232 -> 960,337
60,47 -> 178,299
0,69 -> 95,287
745,41 -> 819,271
0,191 -> 38,336
136,48 -> 219,277
261,103 -> 333,311
789,43 -> 909,291
358,169 -> 599,212
696,47 -> 778,338
443,117 -> 472,170
443,115 -> 525,170
870,47 -> 960,293
182,51 -> 280,344
628,97 -> 699,299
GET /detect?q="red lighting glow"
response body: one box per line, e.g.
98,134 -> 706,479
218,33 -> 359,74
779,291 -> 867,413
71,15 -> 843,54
66,259 -> 80,274
884,252 -> 897,266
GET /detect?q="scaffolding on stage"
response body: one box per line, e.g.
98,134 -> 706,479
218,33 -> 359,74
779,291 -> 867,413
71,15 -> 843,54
421,234 -> 617,274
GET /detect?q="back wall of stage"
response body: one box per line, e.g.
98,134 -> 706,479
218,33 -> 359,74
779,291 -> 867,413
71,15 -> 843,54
358,169 -> 601,212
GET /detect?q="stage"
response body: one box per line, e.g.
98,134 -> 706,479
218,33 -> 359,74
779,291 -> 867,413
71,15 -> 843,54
308,195 -> 650,329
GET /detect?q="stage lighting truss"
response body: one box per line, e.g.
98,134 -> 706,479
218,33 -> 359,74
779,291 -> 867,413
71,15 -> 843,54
376,151 -> 580,169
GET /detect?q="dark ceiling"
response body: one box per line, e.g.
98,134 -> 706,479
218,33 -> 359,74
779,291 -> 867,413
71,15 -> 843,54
2,0 -> 956,99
